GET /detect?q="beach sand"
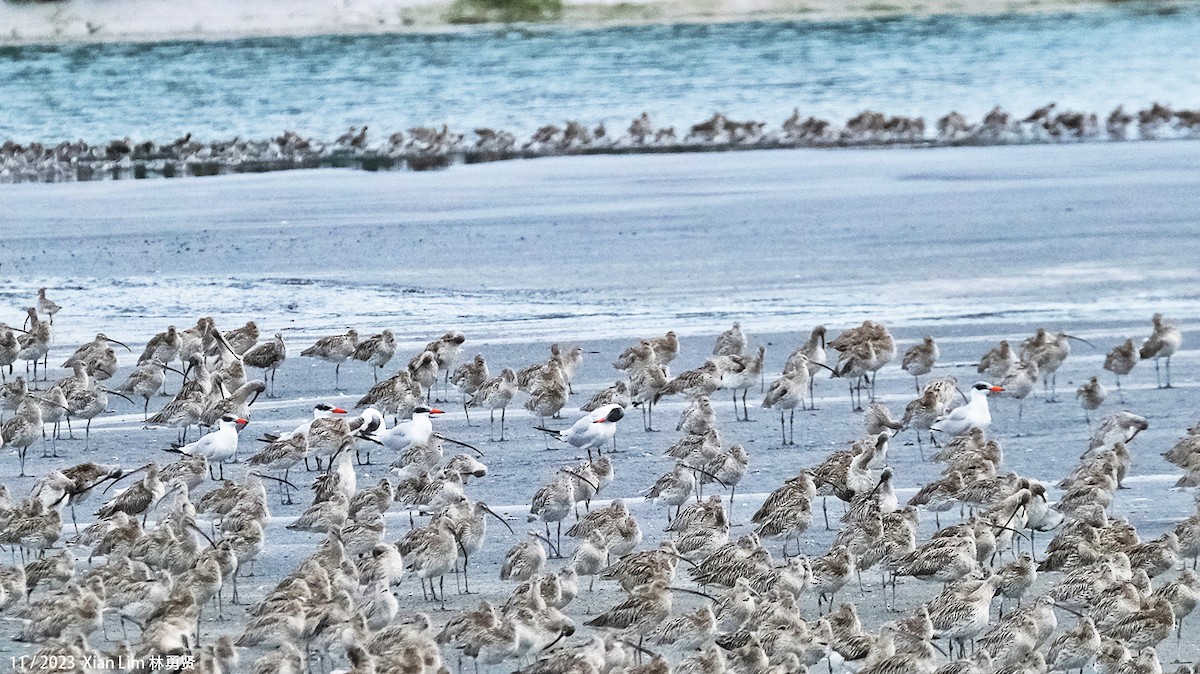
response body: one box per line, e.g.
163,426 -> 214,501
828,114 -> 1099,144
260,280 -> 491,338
1,142 -> 1198,668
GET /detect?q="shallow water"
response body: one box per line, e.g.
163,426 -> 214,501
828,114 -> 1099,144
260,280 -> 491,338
3,7 -> 1200,142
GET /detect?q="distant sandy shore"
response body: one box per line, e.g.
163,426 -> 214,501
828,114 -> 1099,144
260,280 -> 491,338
0,0 -> 1151,45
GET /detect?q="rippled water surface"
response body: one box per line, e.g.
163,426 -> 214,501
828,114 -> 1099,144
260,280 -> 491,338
3,7 -> 1200,142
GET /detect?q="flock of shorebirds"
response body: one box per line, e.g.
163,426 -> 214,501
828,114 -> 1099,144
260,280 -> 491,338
3,102 -> 1200,184
0,287 -> 1197,674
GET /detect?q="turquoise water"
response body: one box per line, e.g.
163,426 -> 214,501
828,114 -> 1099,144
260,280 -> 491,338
2,7 -> 1199,143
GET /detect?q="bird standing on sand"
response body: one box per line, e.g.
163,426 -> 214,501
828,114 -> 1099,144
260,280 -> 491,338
301,328 -> 358,390
1076,376 -> 1107,425
902,336 -> 939,392
37,289 -> 61,325
1139,313 -> 1183,388
931,381 -> 1003,437
165,414 -> 247,479
353,330 -> 397,383
536,404 -> 625,461
713,322 -> 747,356
1104,338 -> 1139,402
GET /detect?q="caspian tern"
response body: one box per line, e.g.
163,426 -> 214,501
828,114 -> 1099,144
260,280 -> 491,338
166,414 -> 247,480
930,381 -> 1004,438
535,404 -> 625,461
377,405 -> 442,452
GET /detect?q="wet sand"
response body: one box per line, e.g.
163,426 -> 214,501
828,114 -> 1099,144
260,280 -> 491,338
1,142 -> 1198,668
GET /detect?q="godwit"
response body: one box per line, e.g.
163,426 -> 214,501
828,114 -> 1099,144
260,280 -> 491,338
353,329 -> 397,383
0,325 -> 20,383
999,360 -> 1039,421
580,380 -> 631,414
700,443 -> 748,516
500,531 -> 550,581
587,578 -> 712,651
117,358 -> 185,420
713,321 -> 747,356
535,403 -> 625,460
470,367 -> 517,441
810,544 -> 856,611
645,463 -> 699,523
522,361 -> 568,420
450,353 -> 489,424
216,320 -> 259,355
1139,313 -> 1183,388
17,308 -> 51,382
903,336 -> 940,392
201,379 -> 264,429
1077,376 -> 1107,424
36,289 -> 61,324
528,473 -> 576,554
713,345 -> 765,421
785,325 -> 827,407
423,330 -> 466,401
931,381 -> 1003,437
242,332 -> 287,397
754,495 -> 812,558
656,361 -> 721,402
1021,329 -> 1094,401
301,328 -> 359,389
978,340 -> 1017,381
677,395 -> 717,434
357,369 -> 424,422
397,517 -> 458,602
630,358 -> 669,431
1104,338 -> 1139,401
927,574 -> 1001,659
2,394 -> 45,475
1047,615 -> 1102,673
97,462 -> 163,525
762,370 -> 808,446
246,434 -> 307,503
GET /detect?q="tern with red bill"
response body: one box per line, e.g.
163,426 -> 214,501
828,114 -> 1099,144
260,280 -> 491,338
930,381 -> 1003,438
377,405 -> 443,452
535,403 -> 625,460
165,414 -> 247,480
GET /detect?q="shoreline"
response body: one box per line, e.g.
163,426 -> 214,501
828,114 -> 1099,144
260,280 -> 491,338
0,0 -> 1177,46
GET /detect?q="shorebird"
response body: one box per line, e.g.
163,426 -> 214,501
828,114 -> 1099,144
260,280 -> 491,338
97,462 -> 163,525
712,345 -> 765,421
1139,312 -> 1183,388
657,361 -> 721,402
645,463 -> 699,523
470,368 -> 517,441
978,340 -> 1018,381
713,321 -> 747,356
117,358 -> 185,420
353,329 -> 397,383
241,332 -> 287,397
931,381 -> 1003,437
0,324 -> 21,383
586,578 -> 712,651
500,531 -> 551,581
1021,329 -> 1094,401
2,394 -> 45,475
1104,338 -> 1139,401
903,336 -> 939,392
398,518 -> 459,602
1077,376 -> 1107,424
36,289 -> 61,324
165,414 -> 247,479
301,328 -> 358,389
528,474 -> 576,555
525,364 -> 569,423
535,404 -> 625,460
1000,360 -> 1039,421
450,354 -> 489,424
17,308 -> 51,382
423,330 -> 466,401
785,325 -> 828,407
